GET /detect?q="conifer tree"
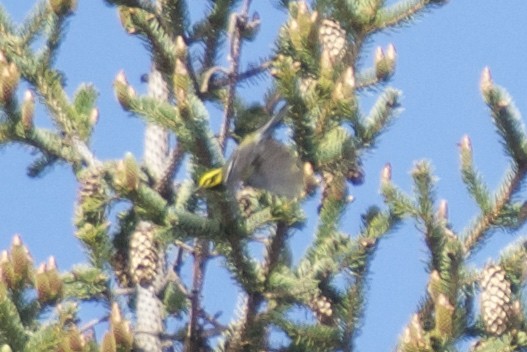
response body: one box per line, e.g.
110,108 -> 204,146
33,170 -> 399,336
1,1 -> 527,352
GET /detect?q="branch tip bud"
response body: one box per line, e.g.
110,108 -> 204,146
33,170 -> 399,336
480,66 -> 493,94
89,108 -> 99,126
437,199 -> 448,221
386,44 -> 396,61
459,134 -> 472,152
11,234 -> 22,247
381,163 -> 392,183
47,256 -> 57,270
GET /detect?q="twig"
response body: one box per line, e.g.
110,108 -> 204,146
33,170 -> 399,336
186,239 -> 209,351
79,315 -> 109,333
201,309 -> 227,329
208,60 -> 271,91
262,221 -> 289,278
218,0 -> 252,151
174,239 -> 195,254
114,287 -> 135,296
71,137 -> 102,168
166,266 -> 190,298
184,42 -> 203,99
174,245 -> 185,275
200,309 -> 227,337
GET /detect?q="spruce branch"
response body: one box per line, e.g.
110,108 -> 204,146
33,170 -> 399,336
385,163 -> 470,349
358,87 -> 401,148
374,0 -> 446,31
462,69 -> 527,255
3,46 -> 80,136
71,138 -> 101,168
104,0 -> 157,12
23,324 -> 63,352
339,210 -> 400,349
0,120 -> 85,169
354,67 -> 382,90
173,45 -> 224,168
459,134 -> 492,213
409,163 -> 466,282
40,10 -> 68,66
0,6 -> 16,36
462,164 -> 527,256
223,222 -> 291,350
120,6 -> 176,78
481,67 -> 527,166
412,161 -> 435,224
0,286 -> 27,351
166,207 -> 221,237
229,293 -> 267,351
411,161 -> 444,264
498,238 -> 527,292
0,94 -> 101,176
271,314 -> 341,351
17,1 -> 51,46
114,75 -> 179,130
192,0 -> 238,71
262,221 -> 290,278
114,69 -> 223,171
341,278 -> 365,351
26,154 -> 59,178
355,44 -> 397,89
157,0 -> 189,39
62,264 -> 109,301
221,234 -> 261,292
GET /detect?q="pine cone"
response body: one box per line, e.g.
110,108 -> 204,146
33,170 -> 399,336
400,314 -> 430,350
346,164 -> 364,185
129,222 -> 161,287
298,76 -> 316,96
309,294 -> 333,324
75,168 -> 105,225
320,172 -> 347,208
111,249 -> 131,288
303,162 -> 319,195
77,168 -> 103,204
319,19 -> 346,63
480,264 -> 512,336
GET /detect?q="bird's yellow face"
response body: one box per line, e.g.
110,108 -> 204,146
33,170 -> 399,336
198,167 -> 224,189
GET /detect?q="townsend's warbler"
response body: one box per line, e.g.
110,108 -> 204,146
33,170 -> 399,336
199,111 -> 303,198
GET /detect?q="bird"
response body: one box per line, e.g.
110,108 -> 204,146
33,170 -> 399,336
198,109 -> 303,199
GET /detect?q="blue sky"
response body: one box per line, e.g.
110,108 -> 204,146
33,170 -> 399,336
1,1 -> 527,350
